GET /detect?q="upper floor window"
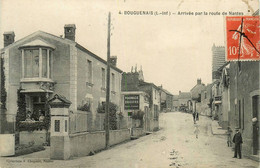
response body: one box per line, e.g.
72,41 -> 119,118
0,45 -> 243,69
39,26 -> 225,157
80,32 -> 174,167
22,48 -> 52,79
111,73 -> 115,91
87,60 -> 92,83
101,68 -> 105,88
19,39 -> 55,80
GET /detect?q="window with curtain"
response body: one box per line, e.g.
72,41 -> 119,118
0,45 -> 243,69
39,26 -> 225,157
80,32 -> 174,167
23,48 -> 52,79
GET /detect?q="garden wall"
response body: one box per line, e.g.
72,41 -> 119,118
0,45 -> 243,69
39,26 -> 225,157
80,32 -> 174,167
19,130 -> 47,146
69,129 -> 130,157
132,128 -> 145,137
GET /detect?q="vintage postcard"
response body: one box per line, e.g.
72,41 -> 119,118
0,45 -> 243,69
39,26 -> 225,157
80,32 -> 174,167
0,0 -> 259,167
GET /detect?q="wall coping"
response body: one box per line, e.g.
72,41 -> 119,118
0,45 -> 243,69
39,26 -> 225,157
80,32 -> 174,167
69,129 -> 130,137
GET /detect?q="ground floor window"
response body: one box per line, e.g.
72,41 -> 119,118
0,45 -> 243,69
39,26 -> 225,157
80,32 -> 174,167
25,93 -> 48,121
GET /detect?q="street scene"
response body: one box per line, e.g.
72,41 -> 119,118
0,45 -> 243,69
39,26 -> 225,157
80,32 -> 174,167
0,0 -> 259,168
0,112 -> 259,168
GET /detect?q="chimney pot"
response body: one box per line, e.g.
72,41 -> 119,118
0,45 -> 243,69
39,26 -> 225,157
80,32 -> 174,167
110,56 -> 117,67
64,24 -> 76,41
3,31 -> 15,47
197,78 -> 202,84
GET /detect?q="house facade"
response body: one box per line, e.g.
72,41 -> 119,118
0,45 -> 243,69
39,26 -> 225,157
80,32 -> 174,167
190,79 -> 206,113
159,86 -> 173,112
229,61 -> 260,158
0,24 -> 123,135
178,91 -> 191,111
121,69 -> 160,131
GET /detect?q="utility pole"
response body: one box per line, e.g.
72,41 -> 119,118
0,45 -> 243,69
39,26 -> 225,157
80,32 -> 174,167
105,12 -> 111,149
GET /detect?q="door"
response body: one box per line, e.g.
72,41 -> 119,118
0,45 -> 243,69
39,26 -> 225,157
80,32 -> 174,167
252,95 -> 259,155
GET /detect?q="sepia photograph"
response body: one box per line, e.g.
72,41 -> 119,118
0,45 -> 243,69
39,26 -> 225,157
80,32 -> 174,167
0,0 -> 259,167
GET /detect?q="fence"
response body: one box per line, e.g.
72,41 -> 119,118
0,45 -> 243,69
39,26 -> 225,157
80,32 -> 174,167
69,111 -> 128,134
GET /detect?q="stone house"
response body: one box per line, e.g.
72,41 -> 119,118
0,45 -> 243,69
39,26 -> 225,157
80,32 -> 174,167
172,95 -> 179,111
158,86 -> 173,112
190,79 -> 206,113
121,70 -> 160,131
178,91 -> 191,111
200,83 -> 213,116
0,24 -> 123,136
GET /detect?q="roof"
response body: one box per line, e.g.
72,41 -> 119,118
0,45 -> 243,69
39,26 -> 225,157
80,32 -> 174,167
64,24 -> 76,28
139,81 -> 160,90
19,39 -> 55,49
160,88 -> 173,96
48,94 -> 72,104
178,92 -> 191,99
76,43 -> 123,73
1,30 -> 123,73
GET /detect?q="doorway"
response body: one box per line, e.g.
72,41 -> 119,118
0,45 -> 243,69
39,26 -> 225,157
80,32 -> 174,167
252,95 -> 259,155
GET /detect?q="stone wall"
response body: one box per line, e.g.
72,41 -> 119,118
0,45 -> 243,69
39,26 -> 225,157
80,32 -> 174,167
132,128 -> 145,137
19,130 -> 47,146
69,129 -> 131,158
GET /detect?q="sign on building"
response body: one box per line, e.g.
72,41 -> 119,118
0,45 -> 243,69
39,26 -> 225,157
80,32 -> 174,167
226,16 -> 259,61
124,95 -> 139,110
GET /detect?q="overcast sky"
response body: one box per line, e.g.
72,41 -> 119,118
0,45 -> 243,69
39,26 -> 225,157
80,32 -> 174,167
0,0 -> 258,94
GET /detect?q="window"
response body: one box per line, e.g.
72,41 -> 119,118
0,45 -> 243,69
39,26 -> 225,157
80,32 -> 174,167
42,49 -> 47,77
24,49 -> 39,77
111,73 -> 115,91
23,48 -> 52,79
55,120 -> 60,132
65,120 -> 67,132
87,60 -> 92,83
101,68 -> 105,88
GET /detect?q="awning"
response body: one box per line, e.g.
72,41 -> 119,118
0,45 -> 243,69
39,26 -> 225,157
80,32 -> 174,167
20,89 -> 53,93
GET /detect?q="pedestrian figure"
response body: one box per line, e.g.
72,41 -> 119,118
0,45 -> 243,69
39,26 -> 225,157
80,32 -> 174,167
233,128 -> 243,159
227,127 -> 232,147
194,124 -> 200,139
192,112 -> 197,124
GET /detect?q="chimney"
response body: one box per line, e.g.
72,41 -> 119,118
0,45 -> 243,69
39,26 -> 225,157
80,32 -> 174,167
197,78 -> 201,85
110,56 -> 117,67
64,24 -> 76,41
3,31 -> 15,47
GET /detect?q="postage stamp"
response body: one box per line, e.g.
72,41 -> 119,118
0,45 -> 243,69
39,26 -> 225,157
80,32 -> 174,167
226,16 -> 260,61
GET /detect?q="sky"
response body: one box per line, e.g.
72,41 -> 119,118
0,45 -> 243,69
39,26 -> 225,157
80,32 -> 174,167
0,0 -> 258,94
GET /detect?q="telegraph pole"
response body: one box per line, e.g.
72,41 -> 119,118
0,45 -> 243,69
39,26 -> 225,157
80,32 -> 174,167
105,12 -> 111,148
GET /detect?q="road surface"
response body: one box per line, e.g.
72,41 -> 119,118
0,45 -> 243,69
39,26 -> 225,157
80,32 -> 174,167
0,112 -> 258,168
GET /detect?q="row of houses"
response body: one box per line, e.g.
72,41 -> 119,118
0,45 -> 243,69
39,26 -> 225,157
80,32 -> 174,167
0,24 -> 175,155
174,44 -> 259,159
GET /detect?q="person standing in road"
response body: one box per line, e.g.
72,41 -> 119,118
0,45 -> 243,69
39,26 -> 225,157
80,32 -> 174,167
192,112 -> 196,124
233,128 -> 243,159
194,124 -> 200,139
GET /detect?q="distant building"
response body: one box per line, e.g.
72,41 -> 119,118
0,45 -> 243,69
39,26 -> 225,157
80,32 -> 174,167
190,79 -> 206,113
216,63 -> 230,129
172,95 -> 179,111
212,44 -> 226,81
200,83 -> 213,116
121,68 -> 160,131
178,91 -> 191,111
158,86 -> 173,112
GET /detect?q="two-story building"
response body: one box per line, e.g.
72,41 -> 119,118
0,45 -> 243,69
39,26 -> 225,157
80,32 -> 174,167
0,24 -> 123,139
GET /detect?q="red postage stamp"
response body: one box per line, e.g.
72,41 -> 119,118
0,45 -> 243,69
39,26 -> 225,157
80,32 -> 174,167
226,16 -> 260,61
